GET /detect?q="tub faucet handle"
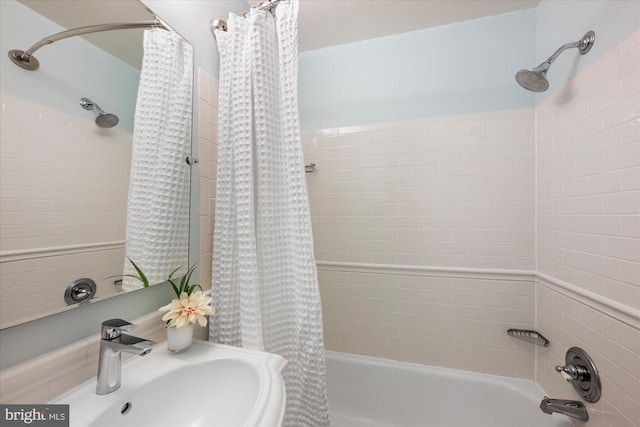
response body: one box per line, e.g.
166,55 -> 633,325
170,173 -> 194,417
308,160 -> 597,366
555,364 -> 590,382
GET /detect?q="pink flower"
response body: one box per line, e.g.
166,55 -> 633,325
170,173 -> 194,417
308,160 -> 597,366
159,291 -> 214,328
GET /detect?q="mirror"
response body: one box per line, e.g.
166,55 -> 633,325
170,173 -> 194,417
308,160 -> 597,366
0,0 -> 194,329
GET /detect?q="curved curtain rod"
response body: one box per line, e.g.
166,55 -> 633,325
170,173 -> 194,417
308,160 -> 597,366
9,21 -> 168,70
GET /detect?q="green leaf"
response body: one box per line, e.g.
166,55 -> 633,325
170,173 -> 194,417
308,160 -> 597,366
168,265 -> 182,280
127,258 -> 149,287
167,263 -> 200,297
187,283 -> 202,295
168,278 -> 181,298
184,265 -> 198,295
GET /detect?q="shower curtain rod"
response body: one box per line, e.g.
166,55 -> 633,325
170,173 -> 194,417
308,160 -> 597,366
8,20 -> 168,70
210,0 -> 282,36
249,0 -> 282,14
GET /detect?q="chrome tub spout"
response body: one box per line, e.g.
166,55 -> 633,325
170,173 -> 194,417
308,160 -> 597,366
540,396 -> 588,421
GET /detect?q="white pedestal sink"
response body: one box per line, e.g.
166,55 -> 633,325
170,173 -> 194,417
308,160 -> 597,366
49,340 -> 287,427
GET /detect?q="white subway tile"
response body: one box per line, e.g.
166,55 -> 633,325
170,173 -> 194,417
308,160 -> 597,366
620,70 -> 640,100
621,121 -> 640,146
603,191 -> 639,214
603,93 -> 640,129
589,170 -> 622,195
620,216 -> 640,237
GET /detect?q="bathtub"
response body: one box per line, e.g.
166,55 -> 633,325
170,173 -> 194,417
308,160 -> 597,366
326,351 -> 574,427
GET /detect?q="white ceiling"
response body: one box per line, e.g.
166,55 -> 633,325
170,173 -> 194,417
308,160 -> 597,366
298,0 -> 541,51
19,0 -> 542,67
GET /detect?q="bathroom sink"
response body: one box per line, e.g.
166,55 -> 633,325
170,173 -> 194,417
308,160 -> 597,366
49,340 -> 287,427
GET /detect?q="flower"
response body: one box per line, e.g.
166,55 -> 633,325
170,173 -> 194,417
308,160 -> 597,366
158,291 -> 214,329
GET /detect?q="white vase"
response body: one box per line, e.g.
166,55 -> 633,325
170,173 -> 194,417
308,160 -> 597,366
166,323 -> 194,353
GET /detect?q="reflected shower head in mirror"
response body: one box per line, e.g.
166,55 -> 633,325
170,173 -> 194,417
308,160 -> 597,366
516,31 -> 595,92
80,97 -> 119,128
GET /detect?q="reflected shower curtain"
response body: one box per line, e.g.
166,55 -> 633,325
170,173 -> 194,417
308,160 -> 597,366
210,1 -> 330,426
123,29 -> 193,290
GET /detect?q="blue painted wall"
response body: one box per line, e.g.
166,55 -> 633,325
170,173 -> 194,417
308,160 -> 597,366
298,1 -> 640,130
299,9 -> 537,130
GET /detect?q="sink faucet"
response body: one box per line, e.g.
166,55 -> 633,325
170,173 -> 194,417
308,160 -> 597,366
540,396 -> 589,421
96,319 -> 155,395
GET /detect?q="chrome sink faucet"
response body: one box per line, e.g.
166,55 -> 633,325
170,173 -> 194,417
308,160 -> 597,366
540,396 -> 589,421
96,319 -> 155,395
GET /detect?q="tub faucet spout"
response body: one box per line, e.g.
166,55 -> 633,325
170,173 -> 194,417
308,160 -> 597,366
540,396 -> 588,421
96,319 -> 155,395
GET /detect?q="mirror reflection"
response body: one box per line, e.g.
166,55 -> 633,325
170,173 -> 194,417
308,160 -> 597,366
0,0 -> 194,329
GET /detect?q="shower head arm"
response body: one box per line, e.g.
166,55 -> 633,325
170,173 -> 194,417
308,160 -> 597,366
80,98 -> 105,115
542,31 -> 596,66
544,40 -> 581,65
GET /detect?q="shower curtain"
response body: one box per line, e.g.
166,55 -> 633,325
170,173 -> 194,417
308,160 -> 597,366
123,29 -> 193,290
210,1 -> 330,426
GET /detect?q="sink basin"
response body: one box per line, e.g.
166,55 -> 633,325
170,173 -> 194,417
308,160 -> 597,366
49,340 -> 287,427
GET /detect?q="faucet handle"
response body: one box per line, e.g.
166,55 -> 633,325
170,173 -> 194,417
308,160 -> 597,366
101,319 -> 136,339
555,364 -> 590,382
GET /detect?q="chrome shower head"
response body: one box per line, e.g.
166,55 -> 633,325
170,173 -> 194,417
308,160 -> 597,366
515,63 -> 550,93
516,31 -> 595,92
95,112 -> 120,129
80,97 -> 119,128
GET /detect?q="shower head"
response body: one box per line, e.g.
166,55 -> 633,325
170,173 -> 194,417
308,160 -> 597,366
95,112 -> 120,129
516,31 -> 595,92
515,63 -> 550,93
80,97 -> 119,128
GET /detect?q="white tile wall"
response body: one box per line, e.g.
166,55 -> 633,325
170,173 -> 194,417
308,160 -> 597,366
196,69 -> 219,290
536,30 -> 640,310
535,30 -> 640,427
0,92 -> 132,251
302,108 -> 536,270
320,266 -> 537,379
0,92 -> 132,328
0,246 -> 125,328
536,282 -> 640,427
302,108 -> 538,378
302,31 -> 640,396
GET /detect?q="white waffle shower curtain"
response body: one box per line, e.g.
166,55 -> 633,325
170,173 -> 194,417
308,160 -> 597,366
210,1 -> 330,425
123,29 -> 193,290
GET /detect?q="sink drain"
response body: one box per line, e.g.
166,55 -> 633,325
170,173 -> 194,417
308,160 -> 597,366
121,402 -> 132,415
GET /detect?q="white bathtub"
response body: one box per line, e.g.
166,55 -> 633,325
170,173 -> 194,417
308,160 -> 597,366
326,351 -> 574,427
